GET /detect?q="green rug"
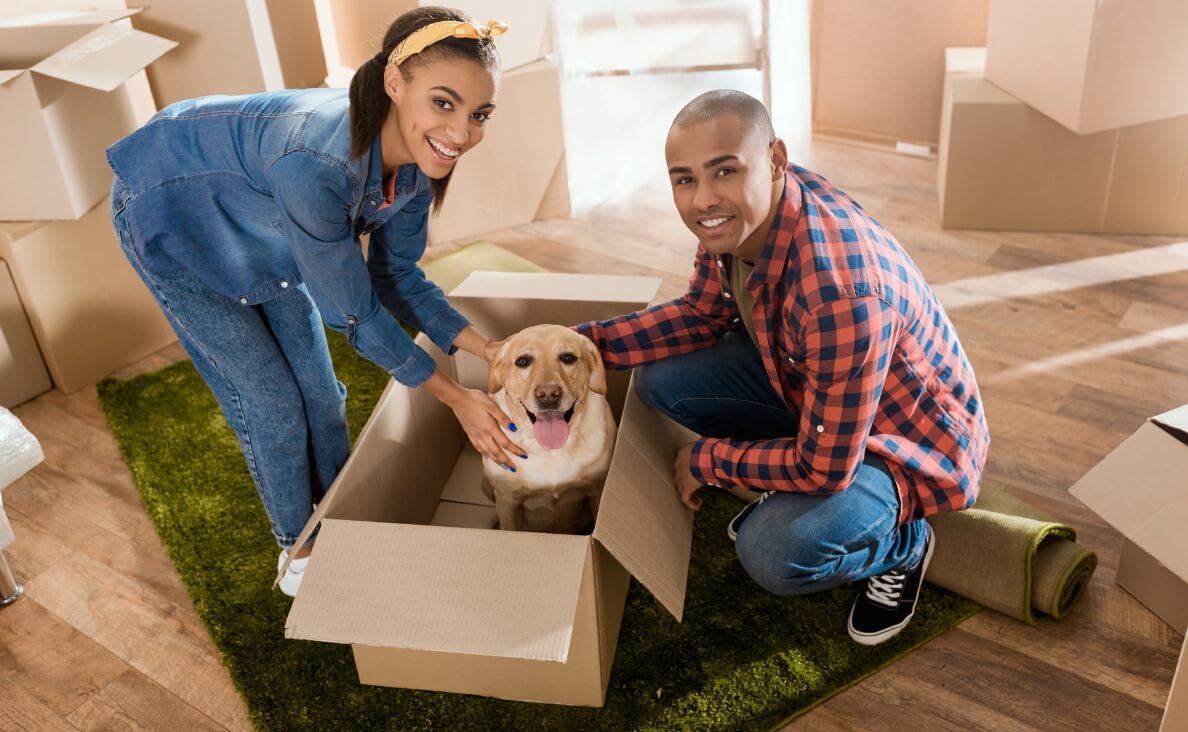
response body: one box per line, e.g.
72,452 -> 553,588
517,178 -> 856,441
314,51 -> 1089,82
98,242 -> 981,731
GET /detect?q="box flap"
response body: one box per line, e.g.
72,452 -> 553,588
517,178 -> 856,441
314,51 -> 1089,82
1070,418 -> 1188,581
451,271 -> 660,310
593,376 -> 696,621
286,518 -> 591,662
449,272 -> 660,353
1152,404 -> 1188,440
0,70 -> 22,86
33,24 -> 176,92
944,47 -> 986,75
0,9 -> 143,28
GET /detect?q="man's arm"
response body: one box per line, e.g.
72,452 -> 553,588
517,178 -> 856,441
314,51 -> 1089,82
688,296 -> 898,493
575,246 -> 736,368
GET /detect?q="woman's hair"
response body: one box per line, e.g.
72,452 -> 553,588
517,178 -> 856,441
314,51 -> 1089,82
348,6 -> 501,213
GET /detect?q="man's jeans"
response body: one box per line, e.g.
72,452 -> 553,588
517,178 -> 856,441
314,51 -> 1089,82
112,179 -> 348,549
635,332 -> 930,595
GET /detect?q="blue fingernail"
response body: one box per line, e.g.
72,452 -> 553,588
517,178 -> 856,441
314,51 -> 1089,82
509,423 -> 518,433
509,466 -> 517,473
520,454 -> 528,459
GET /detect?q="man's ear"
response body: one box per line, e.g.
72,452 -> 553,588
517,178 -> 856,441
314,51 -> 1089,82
582,337 -> 608,396
770,137 -> 788,180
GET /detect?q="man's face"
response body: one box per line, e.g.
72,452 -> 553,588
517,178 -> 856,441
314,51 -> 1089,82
665,114 -> 775,256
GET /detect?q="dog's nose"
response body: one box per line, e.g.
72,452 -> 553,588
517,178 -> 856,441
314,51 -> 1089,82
534,382 -> 562,409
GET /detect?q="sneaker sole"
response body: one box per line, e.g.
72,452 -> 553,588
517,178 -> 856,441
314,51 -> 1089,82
847,528 -> 935,646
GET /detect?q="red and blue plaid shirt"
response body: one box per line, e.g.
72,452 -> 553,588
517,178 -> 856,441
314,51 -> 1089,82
577,166 -> 989,524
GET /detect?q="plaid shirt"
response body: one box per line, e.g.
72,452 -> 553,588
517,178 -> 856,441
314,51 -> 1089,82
577,166 -> 989,524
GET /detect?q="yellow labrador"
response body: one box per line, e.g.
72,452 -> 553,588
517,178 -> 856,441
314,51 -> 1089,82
482,324 -> 616,533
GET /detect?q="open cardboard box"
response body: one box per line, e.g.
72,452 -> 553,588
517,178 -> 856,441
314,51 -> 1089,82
1070,404 -> 1188,731
0,8 -> 175,220
283,272 -> 705,706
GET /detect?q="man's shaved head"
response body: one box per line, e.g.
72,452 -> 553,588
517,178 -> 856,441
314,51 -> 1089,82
672,89 -> 775,145
664,89 -> 787,260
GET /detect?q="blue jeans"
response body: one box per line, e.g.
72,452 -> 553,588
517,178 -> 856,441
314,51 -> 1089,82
112,181 -> 348,549
635,332 -> 929,595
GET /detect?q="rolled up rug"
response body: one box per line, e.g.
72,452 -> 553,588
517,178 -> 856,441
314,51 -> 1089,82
926,484 -> 1097,624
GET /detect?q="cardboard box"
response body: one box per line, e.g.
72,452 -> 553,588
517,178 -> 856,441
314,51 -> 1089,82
428,58 -> 569,245
810,0 -> 988,147
283,272 -> 705,707
126,0 -> 326,108
0,9 -> 175,220
0,261 -> 52,408
329,0 -> 551,72
0,197 -> 177,393
985,0 -> 1188,135
938,48 -> 1188,235
1070,404 -> 1188,731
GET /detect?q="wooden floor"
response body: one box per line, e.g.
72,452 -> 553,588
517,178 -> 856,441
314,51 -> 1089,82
2,138 -> 1184,731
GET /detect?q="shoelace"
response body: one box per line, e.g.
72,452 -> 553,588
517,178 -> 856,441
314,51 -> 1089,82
865,570 -> 907,608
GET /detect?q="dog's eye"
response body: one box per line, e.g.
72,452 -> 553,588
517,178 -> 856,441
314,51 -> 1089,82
559,352 -> 578,365
514,355 -> 533,368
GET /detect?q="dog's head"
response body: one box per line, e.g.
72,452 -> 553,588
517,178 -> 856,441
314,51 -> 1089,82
488,324 -> 608,451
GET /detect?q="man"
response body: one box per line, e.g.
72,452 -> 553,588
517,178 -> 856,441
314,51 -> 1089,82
576,90 -> 989,645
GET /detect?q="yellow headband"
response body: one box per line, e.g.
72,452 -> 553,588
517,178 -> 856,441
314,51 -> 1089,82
387,19 -> 508,67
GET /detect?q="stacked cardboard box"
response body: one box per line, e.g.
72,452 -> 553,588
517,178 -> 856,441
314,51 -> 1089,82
0,9 -> 178,400
327,0 -> 569,245
811,0 -> 989,149
938,0 -> 1188,234
0,262 -> 51,408
281,272 -> 710,706
126,0 -> 326,108
1070,406 -> 1188,732
937,48 -> 1188,234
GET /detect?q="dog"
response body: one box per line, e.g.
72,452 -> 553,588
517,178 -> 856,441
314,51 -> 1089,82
481,324 -> 616,534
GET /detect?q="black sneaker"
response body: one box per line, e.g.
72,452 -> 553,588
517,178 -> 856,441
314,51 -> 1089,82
847,523 -> 934,646
726,491 -> 775,542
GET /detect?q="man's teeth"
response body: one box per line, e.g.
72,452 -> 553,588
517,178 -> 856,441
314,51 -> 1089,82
429,138 -> 459,158
700,217 -> 729,227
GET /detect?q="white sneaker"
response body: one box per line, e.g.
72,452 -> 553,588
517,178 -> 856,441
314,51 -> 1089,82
277,549 -> 310,597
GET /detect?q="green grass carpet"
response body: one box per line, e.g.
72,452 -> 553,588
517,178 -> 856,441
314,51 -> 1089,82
97,244 -> 980,731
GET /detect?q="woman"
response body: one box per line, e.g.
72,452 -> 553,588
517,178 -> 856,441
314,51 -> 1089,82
106,7 -> 525,596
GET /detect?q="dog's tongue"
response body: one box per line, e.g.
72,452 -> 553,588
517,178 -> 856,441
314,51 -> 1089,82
533,411 -> 570,450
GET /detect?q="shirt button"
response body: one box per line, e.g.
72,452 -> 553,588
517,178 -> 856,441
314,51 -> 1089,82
369,200 -> 378,207
723,291 -> 733,299
786,356 -> 796,364
239,297 -> 248,304
280,281 -> 289,288
816,425 -> 825,433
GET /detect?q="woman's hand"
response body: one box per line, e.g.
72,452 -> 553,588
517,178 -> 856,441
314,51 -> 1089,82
450,387 -> 526,471
423,368 -> 525,470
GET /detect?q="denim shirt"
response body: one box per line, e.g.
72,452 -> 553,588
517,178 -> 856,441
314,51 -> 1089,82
106,88 -> 469,388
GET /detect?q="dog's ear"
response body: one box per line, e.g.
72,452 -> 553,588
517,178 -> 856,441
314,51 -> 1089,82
581,336 -> 608,395
487,340 -> 509,394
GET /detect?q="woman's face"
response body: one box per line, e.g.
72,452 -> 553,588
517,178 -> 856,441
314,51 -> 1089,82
385,55 -> 498,178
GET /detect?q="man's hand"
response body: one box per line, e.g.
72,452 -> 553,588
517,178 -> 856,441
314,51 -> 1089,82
673,442 -> 704,511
